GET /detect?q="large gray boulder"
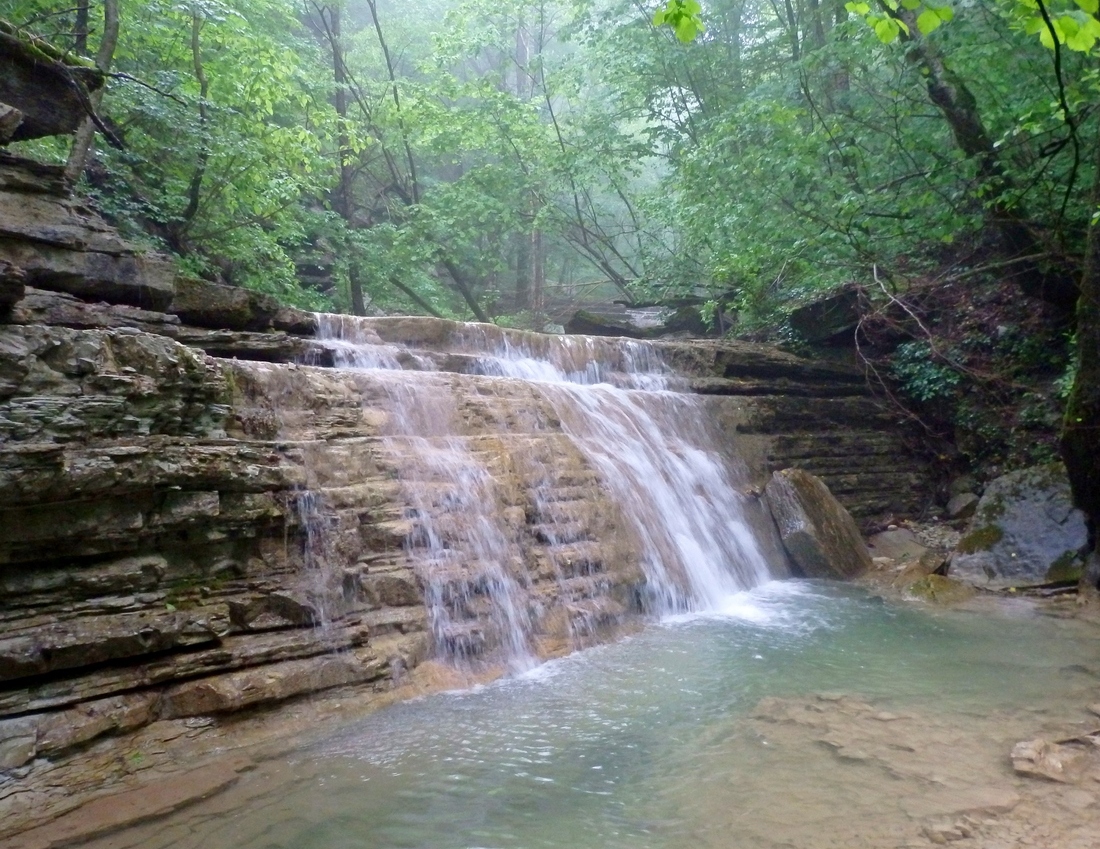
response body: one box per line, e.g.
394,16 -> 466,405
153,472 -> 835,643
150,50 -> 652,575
764,468 -> 872,579
949,463 -> 1088,588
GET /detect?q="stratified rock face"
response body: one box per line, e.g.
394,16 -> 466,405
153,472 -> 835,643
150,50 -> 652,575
949,463 -> 1088,588
0,153 -> 933,780
763,468 -> 873,579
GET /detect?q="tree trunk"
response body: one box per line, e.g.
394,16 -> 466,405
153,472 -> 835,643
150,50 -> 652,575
64,0 -> 119,182
74,0 -> 90,55
514,232 -> 531,311
532,225 -> 545,317
894,6 -> 1077,307
1062,121 -> 1100,590
326,4 -> 366,315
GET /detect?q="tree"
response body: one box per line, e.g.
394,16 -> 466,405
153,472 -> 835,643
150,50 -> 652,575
658,0 -> 1100,583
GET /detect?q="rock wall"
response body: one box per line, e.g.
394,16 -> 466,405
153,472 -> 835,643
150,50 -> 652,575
0,153 -> 933,784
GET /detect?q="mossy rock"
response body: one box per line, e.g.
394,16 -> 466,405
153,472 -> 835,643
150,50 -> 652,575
950,463 -> 1087,589
956,525 -> 1004,554
906,575 -> 976,605
1045,550 -> 1084,584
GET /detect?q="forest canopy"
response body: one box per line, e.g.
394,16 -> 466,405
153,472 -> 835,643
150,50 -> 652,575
3,0 -> 1097,330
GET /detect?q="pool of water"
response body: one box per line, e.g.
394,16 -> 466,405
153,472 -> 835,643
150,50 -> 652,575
90,582 -> 1100,849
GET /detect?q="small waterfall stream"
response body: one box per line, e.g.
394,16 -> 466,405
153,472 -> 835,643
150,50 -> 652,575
314,316 -> 774,670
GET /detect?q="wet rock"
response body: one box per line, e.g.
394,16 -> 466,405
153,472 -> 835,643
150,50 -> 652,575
904,574 -> 976,605
8,287 -> 181,334
171,326 -> 319,363
1011,739 -> 1086,783
4,754 -> 252,849
36,693 -> 157,754
565,308 -> 655,339
764,468 -> 872,579
0,716 -> 37,768
949,463 -> 1088,588
0,608 -> 228,683
158,649 -> 387,717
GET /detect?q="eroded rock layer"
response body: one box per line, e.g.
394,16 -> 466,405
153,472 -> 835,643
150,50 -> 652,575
0,153 -> 932,792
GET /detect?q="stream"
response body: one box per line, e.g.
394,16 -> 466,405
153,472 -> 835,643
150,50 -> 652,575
84,581 -> 1100,849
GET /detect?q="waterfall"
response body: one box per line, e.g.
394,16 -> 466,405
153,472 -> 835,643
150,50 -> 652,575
313,315 -> 774,671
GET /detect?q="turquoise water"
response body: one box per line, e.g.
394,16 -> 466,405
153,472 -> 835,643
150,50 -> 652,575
91,582 -> 1100,849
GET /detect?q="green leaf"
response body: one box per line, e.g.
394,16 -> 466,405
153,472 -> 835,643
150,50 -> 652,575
675,17 -> 700,42
1056,15 -> 1080,39
1075,0 -> 1099,14
845,1 -> 871,14
1038,22 -> 1057,49
916,8 -> 944,34
1066,26 -> 1097,51
901,0 -> 921,10
874,17 -> 900,43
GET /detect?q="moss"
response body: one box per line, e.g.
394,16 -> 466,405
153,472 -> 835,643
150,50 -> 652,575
1045,550 -> 1084,583
978,493 -> 1006,521
956,525 -> 1004,554
906,575 -> 976,605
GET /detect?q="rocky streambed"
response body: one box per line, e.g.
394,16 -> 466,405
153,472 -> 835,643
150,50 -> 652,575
8,583 -> 1100,849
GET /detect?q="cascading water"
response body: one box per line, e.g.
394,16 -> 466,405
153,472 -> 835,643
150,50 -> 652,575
314,315 -> 774,669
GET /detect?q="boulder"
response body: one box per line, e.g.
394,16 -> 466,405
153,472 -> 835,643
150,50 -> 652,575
169,277 -> 281,331
565,308 -> 653,339
946,492 -> 979,520
788,286 -> 862,345
764,468 -> 872,579
949,463 -> 1088,588
948,475 -> 980,497
866,528 -> 927,562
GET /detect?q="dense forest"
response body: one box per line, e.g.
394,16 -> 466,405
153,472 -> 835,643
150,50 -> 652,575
3,0 -> 1099,565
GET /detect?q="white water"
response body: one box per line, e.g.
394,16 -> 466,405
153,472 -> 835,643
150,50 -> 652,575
314,316 -> 773,668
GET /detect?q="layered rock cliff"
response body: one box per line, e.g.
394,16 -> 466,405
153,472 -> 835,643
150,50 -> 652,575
0,151 -> 933,798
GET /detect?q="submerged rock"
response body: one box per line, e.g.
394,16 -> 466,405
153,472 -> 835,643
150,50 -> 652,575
764,468 -> 872,579
949,463 -> 1088,588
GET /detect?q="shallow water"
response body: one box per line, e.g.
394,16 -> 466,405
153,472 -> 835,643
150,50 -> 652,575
90,582 -> 1100,849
